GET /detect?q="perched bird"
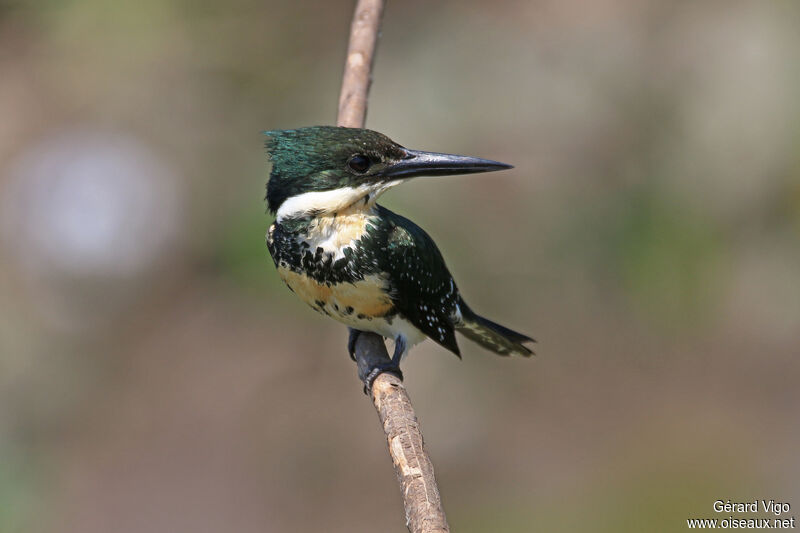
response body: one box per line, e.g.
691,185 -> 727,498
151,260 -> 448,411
264,126 -> 533,387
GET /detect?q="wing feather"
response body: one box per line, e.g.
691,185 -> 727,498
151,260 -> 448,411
376,206 -> 461,356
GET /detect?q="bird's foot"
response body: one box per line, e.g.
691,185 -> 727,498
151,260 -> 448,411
362,362 -> 404,395
347,328 -> 361,361
359,335 -> 407,394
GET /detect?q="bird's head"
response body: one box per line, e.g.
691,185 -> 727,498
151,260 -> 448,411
264,126 -> 512,220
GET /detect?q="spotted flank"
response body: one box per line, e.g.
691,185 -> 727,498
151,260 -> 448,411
277,267 -> 394,321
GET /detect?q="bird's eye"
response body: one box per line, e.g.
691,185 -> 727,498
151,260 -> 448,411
348,154 -> 371,173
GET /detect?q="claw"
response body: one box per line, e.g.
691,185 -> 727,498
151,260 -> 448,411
362,362 -> 403,394
361,335 -> 407,394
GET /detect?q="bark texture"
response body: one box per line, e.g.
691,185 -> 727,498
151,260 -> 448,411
337,0 -> 385,130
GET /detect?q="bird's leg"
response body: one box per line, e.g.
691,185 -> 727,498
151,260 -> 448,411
390,335 -> 406,366
347,328 -> 362,361
362,336 -> 405,394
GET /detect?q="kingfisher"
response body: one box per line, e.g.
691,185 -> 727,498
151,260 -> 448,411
264,126 -> 534,388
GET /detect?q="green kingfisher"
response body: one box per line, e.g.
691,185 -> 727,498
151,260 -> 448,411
264,126 -> 533,387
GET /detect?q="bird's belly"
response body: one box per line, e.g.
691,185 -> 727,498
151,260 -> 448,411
276,266 -> 427,355
277,266 -> 393,320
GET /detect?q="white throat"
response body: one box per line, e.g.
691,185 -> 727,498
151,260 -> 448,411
274,181 -> 404,261
275,182 -> 402,222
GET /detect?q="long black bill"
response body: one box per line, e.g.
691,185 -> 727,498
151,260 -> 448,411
384,148 -> 513,180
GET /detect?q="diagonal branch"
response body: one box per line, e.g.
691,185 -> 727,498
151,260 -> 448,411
336,1 -> 450,532
352,334 -> 449,533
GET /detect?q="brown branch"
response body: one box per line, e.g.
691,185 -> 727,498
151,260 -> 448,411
337,0 -> 384,129
352,334 -> 450,533
337,2 -> 450,532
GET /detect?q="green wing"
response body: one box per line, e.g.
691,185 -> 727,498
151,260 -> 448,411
376,206 -> 462,357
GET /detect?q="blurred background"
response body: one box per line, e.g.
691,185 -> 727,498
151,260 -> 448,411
1,0 -> 799,531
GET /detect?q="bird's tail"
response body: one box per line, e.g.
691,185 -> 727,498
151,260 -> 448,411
456,302 -> 535,357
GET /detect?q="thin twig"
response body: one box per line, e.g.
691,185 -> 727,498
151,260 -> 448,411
337,0 -> 384,129
336,1 -> 450,532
